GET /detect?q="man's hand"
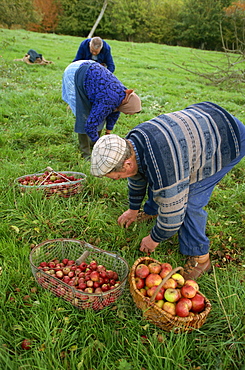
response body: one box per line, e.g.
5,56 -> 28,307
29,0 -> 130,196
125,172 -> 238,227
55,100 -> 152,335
117,209 -> 139,229
140,235 -> 159,254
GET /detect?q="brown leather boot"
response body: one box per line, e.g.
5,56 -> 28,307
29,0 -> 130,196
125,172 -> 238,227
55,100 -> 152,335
183,253 -> 211,280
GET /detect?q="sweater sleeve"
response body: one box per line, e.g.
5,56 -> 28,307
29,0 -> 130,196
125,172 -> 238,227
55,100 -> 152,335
85,101 -> 120,142
106,111 -> 120,130
150,179 -> 189,243
104,49 -> 115,73
73,40 -> 88,62
128,174 -> 148,210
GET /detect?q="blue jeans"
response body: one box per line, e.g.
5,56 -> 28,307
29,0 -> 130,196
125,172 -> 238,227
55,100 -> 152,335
144,117 -> 245,256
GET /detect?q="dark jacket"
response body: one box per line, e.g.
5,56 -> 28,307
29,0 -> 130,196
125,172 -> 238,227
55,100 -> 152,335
73,39 -> 115,73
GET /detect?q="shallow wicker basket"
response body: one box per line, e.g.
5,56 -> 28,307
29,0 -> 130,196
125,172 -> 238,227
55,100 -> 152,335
30,238 -> 129,311
15,169 -> 86,198
129,256 -> 212,333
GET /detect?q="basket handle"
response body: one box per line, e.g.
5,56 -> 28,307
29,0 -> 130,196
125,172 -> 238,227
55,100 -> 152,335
149,266 -> 184,303
75,250 -> 90,265
46,166 -> 73,183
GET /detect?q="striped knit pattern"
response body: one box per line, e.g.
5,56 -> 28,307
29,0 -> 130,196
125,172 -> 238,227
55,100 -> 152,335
126,102 -> 241,242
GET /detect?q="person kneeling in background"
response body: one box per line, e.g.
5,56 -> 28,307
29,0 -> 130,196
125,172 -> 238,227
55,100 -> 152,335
90,102 -> 245,280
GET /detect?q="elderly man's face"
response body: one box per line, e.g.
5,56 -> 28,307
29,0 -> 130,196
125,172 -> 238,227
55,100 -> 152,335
105,159 -> 138,180
89,43 -> 101,56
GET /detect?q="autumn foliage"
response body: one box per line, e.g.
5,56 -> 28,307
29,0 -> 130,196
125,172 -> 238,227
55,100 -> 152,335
225,1 -> 245,16
29,0 -> 62,33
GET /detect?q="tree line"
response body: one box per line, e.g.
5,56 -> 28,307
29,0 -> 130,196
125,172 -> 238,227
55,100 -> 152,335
1,0 -> 245,51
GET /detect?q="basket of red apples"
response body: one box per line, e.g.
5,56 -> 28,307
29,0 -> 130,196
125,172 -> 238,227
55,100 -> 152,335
15,167 -> 86,198
129,256 -> 211,332
30,238 -> 129,311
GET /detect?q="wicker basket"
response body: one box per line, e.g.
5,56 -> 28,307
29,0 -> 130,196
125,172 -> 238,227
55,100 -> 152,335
30,238 -> 129,311
15,167 -> 86,198
129,256 -> 212,333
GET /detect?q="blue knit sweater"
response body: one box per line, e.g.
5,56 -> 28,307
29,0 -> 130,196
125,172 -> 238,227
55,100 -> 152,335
126,102 -> 241,243
62,61 -> 126,142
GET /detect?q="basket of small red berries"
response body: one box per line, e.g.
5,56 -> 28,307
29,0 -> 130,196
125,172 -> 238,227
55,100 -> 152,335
15,167 -> 86,198
30,238 -> 129,311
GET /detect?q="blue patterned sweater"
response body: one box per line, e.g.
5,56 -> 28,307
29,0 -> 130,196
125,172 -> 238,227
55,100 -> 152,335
62,61 -> 126,142
126,102 -> 241,243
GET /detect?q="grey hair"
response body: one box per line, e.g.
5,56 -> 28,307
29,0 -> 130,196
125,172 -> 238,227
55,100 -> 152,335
108,139 -> 133,173
90,37 -> 103,50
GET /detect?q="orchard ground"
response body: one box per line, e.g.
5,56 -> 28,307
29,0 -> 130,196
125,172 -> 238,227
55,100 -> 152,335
0,28 -> 245,369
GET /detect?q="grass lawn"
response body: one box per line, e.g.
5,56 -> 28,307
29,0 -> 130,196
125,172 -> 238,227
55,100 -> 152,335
0,28 -> 245,369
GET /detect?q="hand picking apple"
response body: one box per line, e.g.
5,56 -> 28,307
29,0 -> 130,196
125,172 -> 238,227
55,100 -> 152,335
90,103 -> 245,280
139,235 -> 159,254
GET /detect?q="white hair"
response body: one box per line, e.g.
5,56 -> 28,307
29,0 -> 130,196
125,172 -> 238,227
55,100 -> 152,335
90,37 -> 103,50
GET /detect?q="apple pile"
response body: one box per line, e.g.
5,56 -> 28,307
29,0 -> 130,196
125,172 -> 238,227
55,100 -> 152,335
134,262 -> 206,317
35,257 -> 123,310
17,171 -> 84,197
37,258 -> 121,293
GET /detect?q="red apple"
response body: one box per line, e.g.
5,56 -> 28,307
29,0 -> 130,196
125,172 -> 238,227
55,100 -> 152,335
97,265 -> 106,272
62,276 -> 70,284
145,273 -> 162,288
147,286 -> 164,300
55,270 -> 64,279
184,279 -> 199,292
101,284 -> 109,292
106,270 -> 115,279
21,339 -> 32,350
162,278 -> 177,290
78,282 -> 87,290
68,271 -> 75,278
148,262 -> 161,274
171,273 -> 185,287
135,277 -> 145,290
164,288 -> 180,303
135,264 -> 150,279
86,280 -> 94,287
84,287 -> 94,293
163,301 -> 176,315
191,293 -> 205,313
63,267 -> 71,275
180,284 -> 197,299
139,288 -> 147,296
160,263 -> 173,278
89,261 -> 98,270
109,279 -> 116,286
79,262 -> 88,271
94,287 -> 103,293
99,271 -> 107,279
178,297 -> 192,310
90,271 -> 100,282
176,300 -> 190,317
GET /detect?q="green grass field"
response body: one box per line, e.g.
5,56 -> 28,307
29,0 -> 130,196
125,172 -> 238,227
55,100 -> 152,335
0,28 -> 245,370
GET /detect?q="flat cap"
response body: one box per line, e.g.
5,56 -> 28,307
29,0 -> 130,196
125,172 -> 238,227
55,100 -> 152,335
90,134 -> 127,177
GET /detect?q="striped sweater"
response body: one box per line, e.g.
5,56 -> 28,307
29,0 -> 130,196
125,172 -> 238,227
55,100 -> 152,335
126,102 -> 241,243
